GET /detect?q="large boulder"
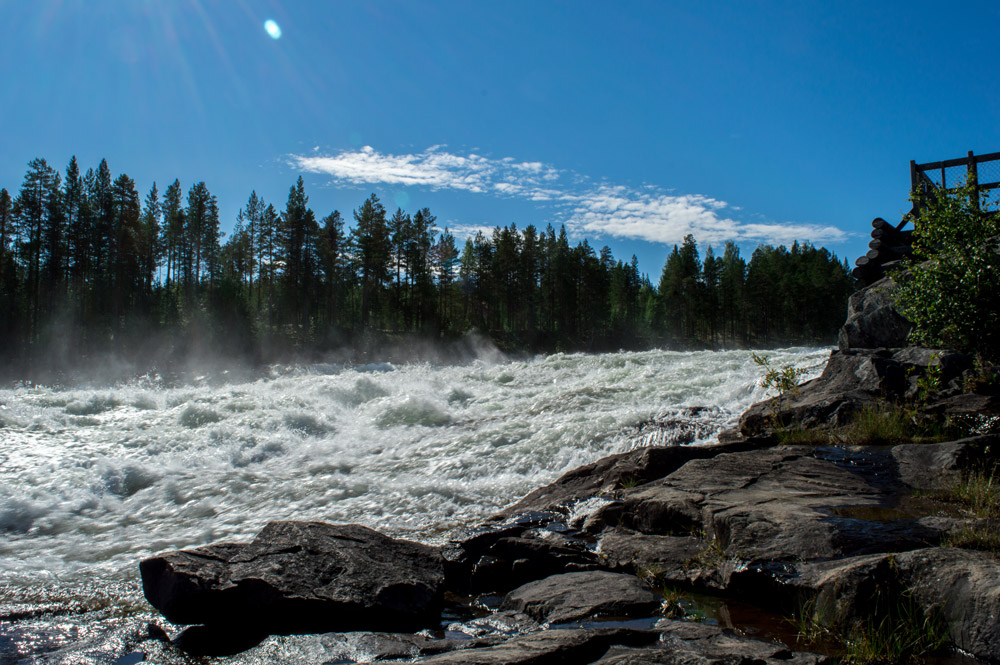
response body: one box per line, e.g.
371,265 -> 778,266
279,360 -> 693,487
140,521 -> 445,634
838,275 -> 912,350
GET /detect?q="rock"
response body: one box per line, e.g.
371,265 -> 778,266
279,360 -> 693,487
446,610 -> 541,638
619,446 -> 944,569
416,627 -> 657,664
140,521 -> 444,634
896,547 -> 1000,663
443,521 -> 600,594
838,275 -> 912,351
467,532 -> 601,593
596,531 -> 704,577
500,571 -> 661,625
738,348 -> 973,435
595,620 -> 830,664
493,441 -> 758,519
892,436 -> 1000,491
170,624 -> 268,657
310,630 -> 503,661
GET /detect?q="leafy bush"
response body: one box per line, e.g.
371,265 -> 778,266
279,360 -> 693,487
893,181 -> 1000,358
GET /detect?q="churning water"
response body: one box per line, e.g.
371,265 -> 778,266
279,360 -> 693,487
0,347 -> 828,663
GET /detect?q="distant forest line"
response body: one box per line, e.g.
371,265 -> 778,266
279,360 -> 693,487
0,156 -> 854,376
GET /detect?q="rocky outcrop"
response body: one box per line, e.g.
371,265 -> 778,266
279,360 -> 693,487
838,275 -> 912,350
492,440 -> 758,519
738,347 -> 975,435
140,521 -> 445,634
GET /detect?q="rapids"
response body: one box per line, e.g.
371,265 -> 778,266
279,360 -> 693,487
0,347 -> 828,662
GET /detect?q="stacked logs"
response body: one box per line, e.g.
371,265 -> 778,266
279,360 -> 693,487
851,217 -> 914,287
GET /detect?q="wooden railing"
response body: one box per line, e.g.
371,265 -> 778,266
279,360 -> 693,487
853,149 -> 1000,286
908,150 -> 1000,227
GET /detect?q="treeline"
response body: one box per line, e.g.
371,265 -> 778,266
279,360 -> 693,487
0,156 -> 853,372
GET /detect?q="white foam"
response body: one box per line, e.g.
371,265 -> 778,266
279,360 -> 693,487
0,347 -> 828,590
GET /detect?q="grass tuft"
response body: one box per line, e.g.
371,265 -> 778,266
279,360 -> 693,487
942,522 -> 1000,552
841,596 -> 949,664
840,404 -> 913,446
685,537 -> 726,570
946,467 -> 1000,518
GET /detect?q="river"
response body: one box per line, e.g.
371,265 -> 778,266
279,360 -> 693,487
0,347 -> 829,664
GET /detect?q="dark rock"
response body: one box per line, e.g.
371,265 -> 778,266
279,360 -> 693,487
838,275 -> 912,351
775,546 -> 1000,664
493,441 -> 758,519
738,348 -> 973,435
892,436 -> 1000,491
896,547 -> 1000,663
171,624 -> 268,657
446,610 -> 541,638
312,630 -> 502,661
595,620 -> 830,664
468,532 -> 601,593
596,531 -> 704,577
500,571 -> 661,624
444,523 -> 600,594
140,521 -> 444,634
416,627 -> 657,664
620,446 -> 943,568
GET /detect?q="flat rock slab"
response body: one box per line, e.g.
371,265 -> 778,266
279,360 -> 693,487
595,620 -> 830,664
500,571 -> 661,625
416,627 -> 657,664
140,521 -> 444,634
622,445 -> 943,564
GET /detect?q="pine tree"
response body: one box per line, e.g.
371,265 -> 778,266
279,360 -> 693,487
161,179 -> 184,291
13,158 -> 60,341
349,194 -> 390,329
318,210 -> 347,330
139,183 -> 162,303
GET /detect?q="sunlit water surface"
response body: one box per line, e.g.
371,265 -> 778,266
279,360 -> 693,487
0,347 -> 828,663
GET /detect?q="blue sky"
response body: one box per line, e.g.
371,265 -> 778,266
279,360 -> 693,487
2,0 -> 998,278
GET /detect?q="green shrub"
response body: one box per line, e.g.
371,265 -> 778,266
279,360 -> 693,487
893,180 -> 1000,359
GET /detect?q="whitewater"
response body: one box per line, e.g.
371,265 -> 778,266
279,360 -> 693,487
0,347 -> 828,662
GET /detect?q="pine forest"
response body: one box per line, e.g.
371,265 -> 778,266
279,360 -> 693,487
0,157 -> 854,375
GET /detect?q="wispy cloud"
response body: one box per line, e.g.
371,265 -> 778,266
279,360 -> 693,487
291,145 -> 559,196
289,146 -> 847,246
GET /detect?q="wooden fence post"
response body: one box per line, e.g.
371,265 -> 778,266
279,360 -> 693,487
968,150 -> 980,210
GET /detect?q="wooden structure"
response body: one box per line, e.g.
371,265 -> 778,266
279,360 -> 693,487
852,150 -> 1000,286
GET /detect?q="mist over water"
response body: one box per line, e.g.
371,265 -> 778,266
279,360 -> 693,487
0,347 -> 828,658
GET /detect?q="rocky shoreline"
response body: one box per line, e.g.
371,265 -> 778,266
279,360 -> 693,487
133,276 -> 1000,664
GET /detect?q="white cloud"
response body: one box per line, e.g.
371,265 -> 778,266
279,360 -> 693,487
290,145 -> 558,197
563,185 -> 848,245
289,146 -> 848,247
